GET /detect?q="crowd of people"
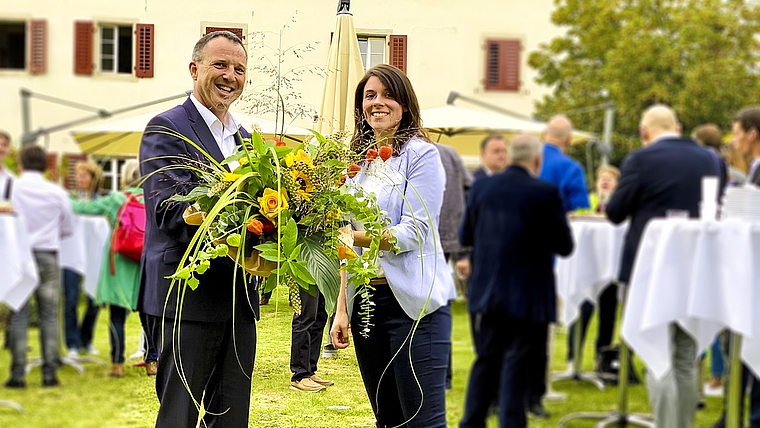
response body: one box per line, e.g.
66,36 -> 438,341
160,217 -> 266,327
3,29 -> 760,428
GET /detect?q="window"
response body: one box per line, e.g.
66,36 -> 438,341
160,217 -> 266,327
484,39 -> 521,92
100,25 -> 132,74
358,36 -> 385,71
0,22 -> 25,70
97,157 -> 130,193
74,21 -> 153,77
204,26 -> 244,41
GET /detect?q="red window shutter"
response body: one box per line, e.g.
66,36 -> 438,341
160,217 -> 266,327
205,27 -> 244,41
63,153 -> 88,189
135,23 -> 154,78
29,19 -> 47,74
389,35 -> 407,74
74,21 -> 93,75
484,39 -> 521,91
46,153 -> 58,183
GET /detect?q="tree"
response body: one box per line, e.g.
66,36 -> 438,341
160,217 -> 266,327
529,0 -> 760,167
240,11 -> 325,136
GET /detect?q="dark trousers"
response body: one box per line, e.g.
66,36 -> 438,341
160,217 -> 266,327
153,314 -> 257,428
567,282 -> 618,361
460,313 -> 546,428
108,306 -> 128,364
140,311 -> 159,363
714,331 -> 760,428
62,268 -> 100,350
290,286 -> 327,382
526,322 -> 549,406
352,283 -> 451,428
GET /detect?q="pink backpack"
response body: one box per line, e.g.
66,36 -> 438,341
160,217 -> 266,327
110,192 -> 145,273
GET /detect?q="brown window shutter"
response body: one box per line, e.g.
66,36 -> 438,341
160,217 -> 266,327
29,19 -> 47,74
74,21 -> 93,75
205,27 -> 244,41
388,35 -> 407,74
46,153 -> 59,183
135,23 -> 154,78
485,39 -> 521,91
63,153 -> 88,189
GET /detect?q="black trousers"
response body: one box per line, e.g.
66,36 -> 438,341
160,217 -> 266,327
567,282 -> 618,361
153,314 -> 257,428
290,286 -> 328,382
526,321 -> 549,406
352,283 -> 451,428
460,313 -> 547,428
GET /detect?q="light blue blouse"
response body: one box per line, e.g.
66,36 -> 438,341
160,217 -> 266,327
347,138 -> 456,320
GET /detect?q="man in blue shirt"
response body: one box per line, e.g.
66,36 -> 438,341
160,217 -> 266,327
526,115 -> 590,419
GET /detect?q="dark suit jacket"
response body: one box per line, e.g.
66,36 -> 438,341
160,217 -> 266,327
460,165 -> 574,323
138,98 -> 258,323
606,137 -> 719,284
471,166 -> 489,184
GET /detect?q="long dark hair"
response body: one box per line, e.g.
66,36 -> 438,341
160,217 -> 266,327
351,64 -> 429,156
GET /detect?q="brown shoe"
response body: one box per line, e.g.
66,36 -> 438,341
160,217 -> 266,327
146,361 -> 157,376
310,374 -> 334,386
290,378 -> 326,392
259,298 -> 269,305
107,363 -> 124,378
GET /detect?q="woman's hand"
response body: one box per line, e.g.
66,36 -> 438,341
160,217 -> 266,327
330,309 -> 351,349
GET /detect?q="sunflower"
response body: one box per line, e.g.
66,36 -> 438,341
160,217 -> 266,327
290,169 -> 315,200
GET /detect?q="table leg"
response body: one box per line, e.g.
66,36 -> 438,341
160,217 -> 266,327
726,332 -> 742,428
552,319 -> 606,391
545,323 -> 568,402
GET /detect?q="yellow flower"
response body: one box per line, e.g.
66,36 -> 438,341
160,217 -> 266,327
258,188 -> 289,222
284,149 -> 313,168
290,169 -> 315,200
326,209 -> 341,221
222,173 -> 243,182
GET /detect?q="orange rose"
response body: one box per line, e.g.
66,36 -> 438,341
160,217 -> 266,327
247,218 -> 264,235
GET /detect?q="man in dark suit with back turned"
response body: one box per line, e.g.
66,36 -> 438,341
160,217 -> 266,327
459,134 -> 574,428
138,31 -> 258,428
606,105 -> 718,428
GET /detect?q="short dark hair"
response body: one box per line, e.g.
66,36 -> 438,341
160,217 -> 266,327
480,134 -> 505,153
351,64 -> 428,156
192,31 -> 246,63
692,124 -> 723,150
20,145 -> 47,172
733,106 -> 760,136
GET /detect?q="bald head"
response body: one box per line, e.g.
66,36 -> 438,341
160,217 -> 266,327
510,134 -> 543,176
543,115 -> 573,152
640,105 -> 681,145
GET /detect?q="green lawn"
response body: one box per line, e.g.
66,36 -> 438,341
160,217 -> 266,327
0,288 -> 725,427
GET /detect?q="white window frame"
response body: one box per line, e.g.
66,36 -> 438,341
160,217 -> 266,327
97,157 -> 131,193
358,35 -> 387,72
98,23 -> 133,75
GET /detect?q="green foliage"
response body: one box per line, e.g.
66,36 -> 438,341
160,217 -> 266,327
529,0 -> 760,167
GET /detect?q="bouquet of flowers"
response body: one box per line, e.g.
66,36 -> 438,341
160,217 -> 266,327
160,127 -> 394,334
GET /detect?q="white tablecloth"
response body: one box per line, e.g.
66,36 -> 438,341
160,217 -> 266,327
0,214 -> 38,311
556,219 -> 628,326
60,215 -> 111,298
622,219 -> 760,379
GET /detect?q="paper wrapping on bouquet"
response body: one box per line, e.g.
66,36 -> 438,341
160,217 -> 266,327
182,205 -> 276,277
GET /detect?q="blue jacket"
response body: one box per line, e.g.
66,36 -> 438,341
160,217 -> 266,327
606,137 -> 719,284
460,165 -> 574,322
348,138 -> 456,320
138,98 -> 258,322
539,144 -> 590,213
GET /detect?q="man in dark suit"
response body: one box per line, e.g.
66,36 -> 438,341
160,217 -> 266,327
138,31 -> 258,428
606,105 -> 718,428
459,134 -> 574,428
471,134 -> 508,182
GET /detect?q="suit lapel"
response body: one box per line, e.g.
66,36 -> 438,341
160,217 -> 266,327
751,163 -> 760,186
183,98 -> 227,168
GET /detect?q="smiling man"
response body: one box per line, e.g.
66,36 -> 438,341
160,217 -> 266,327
138,31 -> 258,428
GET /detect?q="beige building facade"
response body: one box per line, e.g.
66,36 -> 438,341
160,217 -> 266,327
0,0 -> 563,187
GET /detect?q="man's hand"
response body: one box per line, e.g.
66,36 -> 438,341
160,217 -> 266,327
330,310 -> 351,349
456,258 -> 471,280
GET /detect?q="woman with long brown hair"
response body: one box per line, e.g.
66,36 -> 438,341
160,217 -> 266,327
331,64 -> 456,427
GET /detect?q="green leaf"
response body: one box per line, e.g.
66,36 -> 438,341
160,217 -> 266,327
196,261 -> 210,274
170,185 -> 211,202
215,244 -> 229,257
187,276 -> 200,290
252,131 -> 264,154
290,260 -> 315,285
289,243 -> 302,260
299,234 -> 340,315
174,267 -> 191,280
226,233 -> 241,247
281,218 -> 298,258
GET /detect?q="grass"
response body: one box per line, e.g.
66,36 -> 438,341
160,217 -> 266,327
0,288 -> 725,427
